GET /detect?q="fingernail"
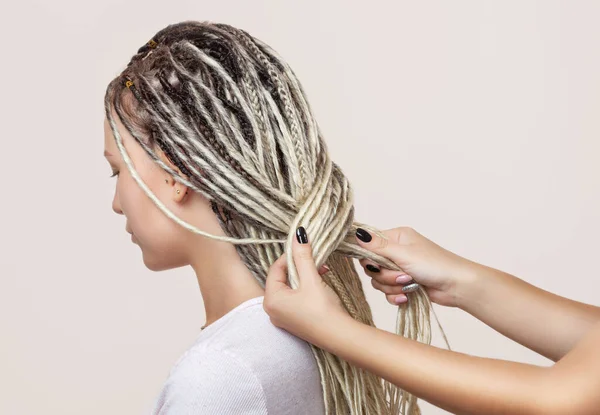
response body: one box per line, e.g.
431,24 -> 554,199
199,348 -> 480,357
395,295 -> 408,304
356,228 -> 372,243
396,274 -> 412,284
366,264 -> 380,273
323,264 -> 330,271
296,226 -> 308,244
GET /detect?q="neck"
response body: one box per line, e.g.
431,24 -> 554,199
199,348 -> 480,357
190,243 -> 265,328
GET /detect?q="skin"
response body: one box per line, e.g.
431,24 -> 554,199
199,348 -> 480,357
264,226 -> 600,415
102,110 -> 268,327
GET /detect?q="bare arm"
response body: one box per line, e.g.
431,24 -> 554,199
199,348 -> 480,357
311,315 -> 600,415
265,226 -> 600,414
457,263 -> 600,361
356,226 -> 600,362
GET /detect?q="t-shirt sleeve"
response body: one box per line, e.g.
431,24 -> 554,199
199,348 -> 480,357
151,347 -> 268,415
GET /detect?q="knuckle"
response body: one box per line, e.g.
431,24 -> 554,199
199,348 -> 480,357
402,226 -> 418,241
296,247 -> 313,261
263,299 -> 278,315
379,270 -> 398,285
369,272 -> 383,283
384,275 -> 398,285
373,274 -> 390,286
263,300 -> 273,314
376,236 -> 390,251
372,279 -> 393,295
388,226 -> 416,243
382,284 -> 399,295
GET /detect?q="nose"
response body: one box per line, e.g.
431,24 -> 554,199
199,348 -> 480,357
112,188 -> 123,215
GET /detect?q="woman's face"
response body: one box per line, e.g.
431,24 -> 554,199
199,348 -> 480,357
103,112 -> 193,271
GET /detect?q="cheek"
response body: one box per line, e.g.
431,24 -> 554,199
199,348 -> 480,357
120,178 -> 176,243
136,217 -> 191,271
117,175 -> 150,232
117,170 -> 190,271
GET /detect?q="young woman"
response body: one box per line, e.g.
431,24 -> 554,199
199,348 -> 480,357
264,225 -> 600,414
103,20 -> 422,414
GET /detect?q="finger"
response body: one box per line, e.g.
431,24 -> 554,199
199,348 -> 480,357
265,254 -> 290,295
386,292 -> 408,305
368,267 -> 413,286
318,264 -> 330,276
292,226 -> 320,286
360,259 -> 412,286
355,227 -> 407,263
371,278 -> 412,295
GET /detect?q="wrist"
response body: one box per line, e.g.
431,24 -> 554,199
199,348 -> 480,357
454,260 -> 489,311
307,310 -> 356,351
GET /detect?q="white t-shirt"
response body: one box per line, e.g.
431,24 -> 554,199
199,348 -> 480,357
151,296 -> 326,414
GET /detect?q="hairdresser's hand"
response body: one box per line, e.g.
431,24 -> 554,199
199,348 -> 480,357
355,227 -> 478,308
264,226 -> 351,343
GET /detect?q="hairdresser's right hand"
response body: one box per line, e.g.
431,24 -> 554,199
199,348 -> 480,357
355,227 -> 479,308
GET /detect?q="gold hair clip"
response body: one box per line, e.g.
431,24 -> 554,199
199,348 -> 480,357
147,38 -> 158,48
124,77 -> 142,100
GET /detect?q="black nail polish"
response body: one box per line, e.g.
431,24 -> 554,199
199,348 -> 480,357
366,264 -> 380,273
356,228 -> 372,243
296,226 -> 308,244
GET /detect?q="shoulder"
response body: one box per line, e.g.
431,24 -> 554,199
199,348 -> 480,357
204,298 -> 320,378
204,300 -> 324,413
152,298 -> 324,414
152,346 -> 268,415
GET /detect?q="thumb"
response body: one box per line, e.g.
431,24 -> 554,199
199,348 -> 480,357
355,227 -> 404,263
292,226 -> 321,286
265,254 -> 291,296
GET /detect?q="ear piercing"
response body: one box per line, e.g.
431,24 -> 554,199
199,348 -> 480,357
166,178 -> 185,195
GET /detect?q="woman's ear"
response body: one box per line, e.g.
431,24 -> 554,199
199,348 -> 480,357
174,183 -> 189,203
155,147 -> 190,203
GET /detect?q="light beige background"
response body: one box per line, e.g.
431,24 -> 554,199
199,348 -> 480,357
1,1 -> 599,414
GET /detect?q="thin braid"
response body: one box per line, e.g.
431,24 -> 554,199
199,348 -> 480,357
105,20 -> 450,415
218,24 -> 311,197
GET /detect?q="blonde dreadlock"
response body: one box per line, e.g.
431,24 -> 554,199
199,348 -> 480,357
104,20 -> 449,414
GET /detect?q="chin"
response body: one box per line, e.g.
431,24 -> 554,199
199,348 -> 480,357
142,255 -> 170,272
141,251 -> 187,272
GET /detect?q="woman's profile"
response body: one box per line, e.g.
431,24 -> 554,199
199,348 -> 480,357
103,20 -> 435,414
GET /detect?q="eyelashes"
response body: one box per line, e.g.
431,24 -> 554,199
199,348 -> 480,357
110,171 -> 119,178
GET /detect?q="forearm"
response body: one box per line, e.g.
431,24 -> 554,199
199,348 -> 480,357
457,263 -> 600,361
313,316 -> 553,415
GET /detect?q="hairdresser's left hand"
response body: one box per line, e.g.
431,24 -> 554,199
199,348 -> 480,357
264,226 -> 351,343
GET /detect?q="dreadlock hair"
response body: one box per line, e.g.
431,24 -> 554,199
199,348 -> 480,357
104,20 -> 449,415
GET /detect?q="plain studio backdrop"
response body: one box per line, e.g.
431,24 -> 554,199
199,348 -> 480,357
1,1 -> 599,414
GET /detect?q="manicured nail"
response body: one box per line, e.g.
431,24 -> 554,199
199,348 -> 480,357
323,264 -> 330,271
356,228 -> 372,243
366,264 -> 380,273
395,295 -> 408,304
296,226 -> 308,244
396,274 -> 412,284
